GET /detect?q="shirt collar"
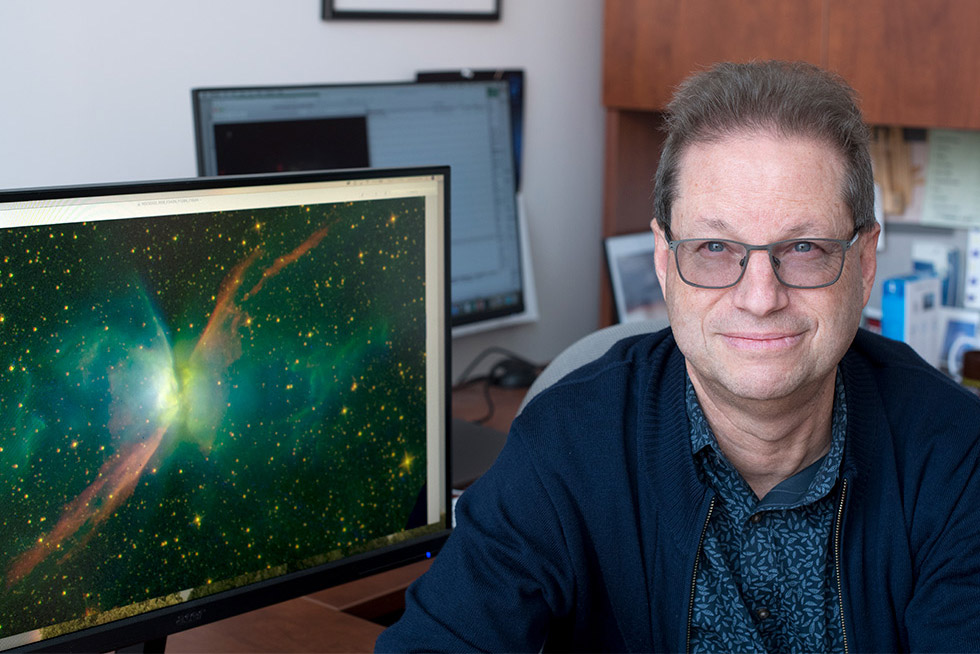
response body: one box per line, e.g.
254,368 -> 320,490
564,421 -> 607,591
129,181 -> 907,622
687,370 -> 847,510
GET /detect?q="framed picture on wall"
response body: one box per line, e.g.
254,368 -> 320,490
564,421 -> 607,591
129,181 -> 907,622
324,0 -> 500,20
604,231 -> 668,324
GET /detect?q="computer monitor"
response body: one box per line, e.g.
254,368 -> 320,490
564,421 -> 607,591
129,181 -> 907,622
415,69 -> 524,191
0,167 -> 451,652
191,80 -> 537,336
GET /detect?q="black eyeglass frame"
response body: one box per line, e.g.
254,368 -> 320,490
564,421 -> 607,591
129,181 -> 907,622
666,232 -> 861,290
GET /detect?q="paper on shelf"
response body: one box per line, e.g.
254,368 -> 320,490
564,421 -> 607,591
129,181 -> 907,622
921,129 -> 980,228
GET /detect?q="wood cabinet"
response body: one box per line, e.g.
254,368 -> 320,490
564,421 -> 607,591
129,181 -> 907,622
599,0 -> 980,324
603,0 -> 825,111
826,0 -> 980,130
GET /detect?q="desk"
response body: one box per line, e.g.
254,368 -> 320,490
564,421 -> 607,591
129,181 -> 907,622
167,561 -> 432,653
166,597 -> 382,653
450,380 -> 528,435
449,381 -> 526,488
167,385 -> 526,653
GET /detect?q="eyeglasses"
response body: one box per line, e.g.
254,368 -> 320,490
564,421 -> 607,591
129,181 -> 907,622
666,233 -> 860,289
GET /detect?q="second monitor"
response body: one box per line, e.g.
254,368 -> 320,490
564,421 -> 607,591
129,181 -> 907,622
192,79 -> 537,335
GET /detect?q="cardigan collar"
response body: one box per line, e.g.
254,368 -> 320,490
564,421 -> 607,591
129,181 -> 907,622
636,331 -> 883,550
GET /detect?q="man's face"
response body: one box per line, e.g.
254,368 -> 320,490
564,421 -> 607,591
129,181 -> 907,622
652,132 -> 879,405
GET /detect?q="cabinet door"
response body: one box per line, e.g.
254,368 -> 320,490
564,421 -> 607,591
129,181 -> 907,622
826,0 -> 980,129
603,0 -> 825,110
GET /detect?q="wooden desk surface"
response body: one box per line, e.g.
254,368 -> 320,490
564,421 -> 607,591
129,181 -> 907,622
309,560 -> 433,619
450,380 -> 528,435
167,561 -> 434,653
166,597 -> 383,653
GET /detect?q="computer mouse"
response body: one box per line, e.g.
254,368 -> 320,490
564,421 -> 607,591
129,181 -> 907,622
489,358 -> 539,389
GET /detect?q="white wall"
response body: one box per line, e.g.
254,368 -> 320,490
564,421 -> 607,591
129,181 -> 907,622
0,0 -> 607,379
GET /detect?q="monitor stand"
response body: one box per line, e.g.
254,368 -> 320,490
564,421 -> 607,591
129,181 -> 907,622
117,636 -> 167,653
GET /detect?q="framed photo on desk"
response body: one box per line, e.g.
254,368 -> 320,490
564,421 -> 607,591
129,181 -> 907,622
604,231 -> 668,324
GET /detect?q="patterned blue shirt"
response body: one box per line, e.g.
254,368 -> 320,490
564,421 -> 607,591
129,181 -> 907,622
687,373 -> 846,653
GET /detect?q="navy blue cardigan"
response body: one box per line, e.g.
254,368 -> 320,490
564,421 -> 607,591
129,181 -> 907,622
377,329 -> 980,652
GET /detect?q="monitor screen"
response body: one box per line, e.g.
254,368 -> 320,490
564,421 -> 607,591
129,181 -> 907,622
0,167 -> 450,652
192,80 -> 536,335
415,69 -> 524,192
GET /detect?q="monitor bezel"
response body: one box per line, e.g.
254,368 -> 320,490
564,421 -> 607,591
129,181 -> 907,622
0,167 -> 453,653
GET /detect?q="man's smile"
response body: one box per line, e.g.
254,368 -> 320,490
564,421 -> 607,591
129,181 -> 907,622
719,331 -> 805,352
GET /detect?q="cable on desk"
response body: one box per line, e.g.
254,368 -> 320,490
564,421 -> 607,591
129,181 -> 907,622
453,346 -> 540,389
453,347 -> 542,424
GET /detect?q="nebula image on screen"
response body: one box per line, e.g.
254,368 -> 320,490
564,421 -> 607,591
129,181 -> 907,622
0,197 -> 430,641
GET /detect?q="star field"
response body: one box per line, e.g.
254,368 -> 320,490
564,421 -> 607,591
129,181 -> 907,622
0,197 -> 431,641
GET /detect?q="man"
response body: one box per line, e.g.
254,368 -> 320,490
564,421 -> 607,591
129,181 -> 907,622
377,61 -> 980,652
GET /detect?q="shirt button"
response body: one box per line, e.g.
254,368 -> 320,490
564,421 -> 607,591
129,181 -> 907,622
757,607 -> 771,620
749,513 -> 763,524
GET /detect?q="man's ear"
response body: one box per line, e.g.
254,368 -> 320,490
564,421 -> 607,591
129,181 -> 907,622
859,222 -> 881,306
651,219 -> 670,290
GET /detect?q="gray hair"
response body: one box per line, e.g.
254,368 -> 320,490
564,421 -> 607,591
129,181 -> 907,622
653,60 -> 875,237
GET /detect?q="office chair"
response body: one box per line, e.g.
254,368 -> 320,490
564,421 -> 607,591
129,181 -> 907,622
517,318 -> 669,415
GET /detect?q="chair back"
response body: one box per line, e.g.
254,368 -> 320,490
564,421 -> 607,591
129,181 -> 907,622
517,318 -> 669,415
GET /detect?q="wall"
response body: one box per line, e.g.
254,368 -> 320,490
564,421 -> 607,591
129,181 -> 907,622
0,0 -> 606,380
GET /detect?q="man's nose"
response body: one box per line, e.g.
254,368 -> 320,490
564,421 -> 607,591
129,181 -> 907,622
730,249 -> 790,315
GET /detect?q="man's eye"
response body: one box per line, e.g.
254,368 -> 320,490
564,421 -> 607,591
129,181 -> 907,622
792,241 -> 814,253
703,241 -> 727,253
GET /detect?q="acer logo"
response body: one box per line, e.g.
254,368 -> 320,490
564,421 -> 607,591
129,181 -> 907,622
175,609 -> 206,627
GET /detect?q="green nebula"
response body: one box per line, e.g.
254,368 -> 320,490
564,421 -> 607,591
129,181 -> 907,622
0,198 -> 432,643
